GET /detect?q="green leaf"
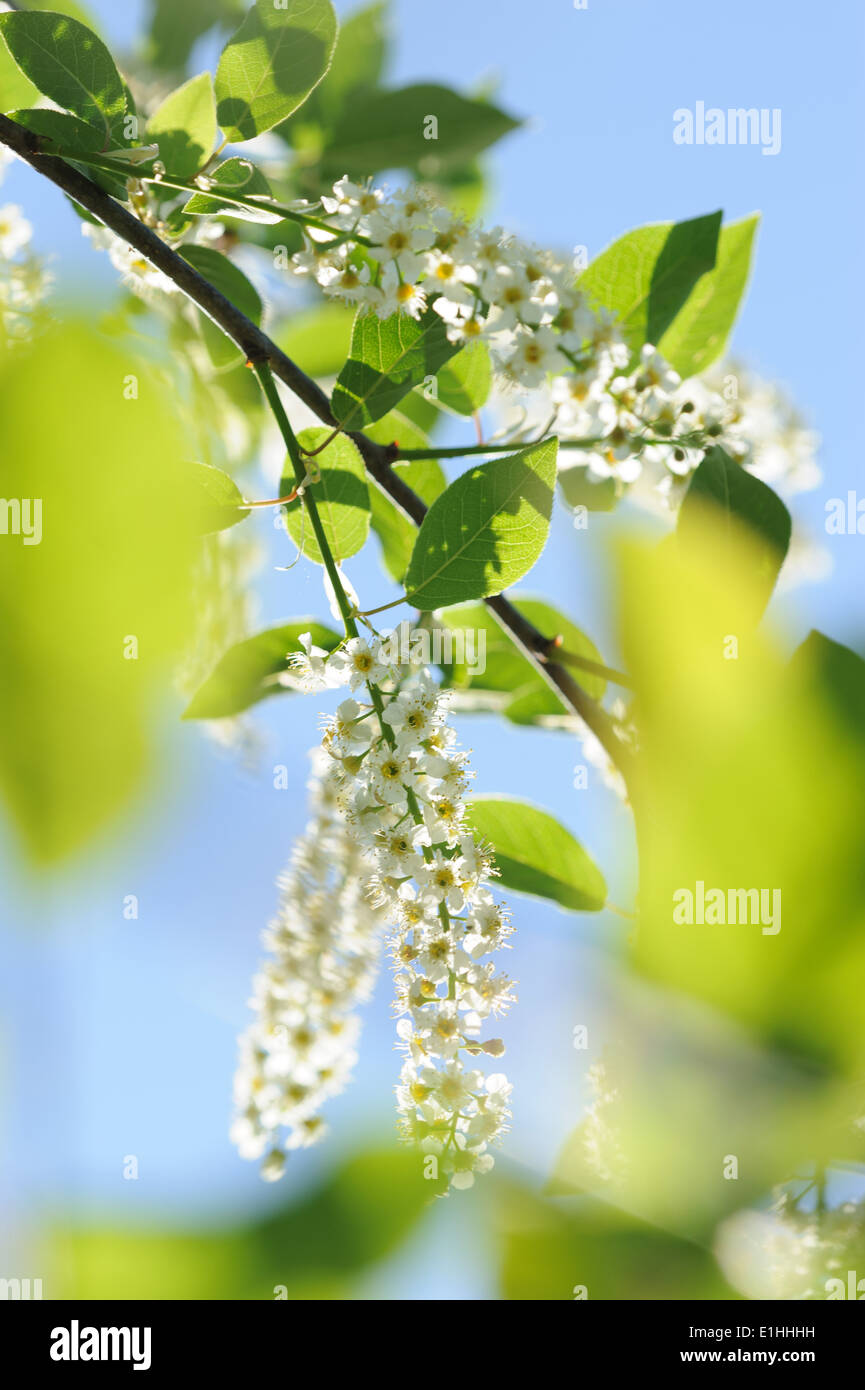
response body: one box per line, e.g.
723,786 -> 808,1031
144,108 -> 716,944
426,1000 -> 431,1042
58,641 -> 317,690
677,445 -> 791,609
179,245 -> 262,369
497,1184 -> 739,1301
617,530 -> 865,1159
147,71 -> 216,178
657,215 -> 760,377
310,0 -> 388,124
0,10 -> 126,143
282,429 -> 369,564
183,619 -> 341,718
0,323 -> 200,862
276,300 -> 355,377
320,83 -> 520,178
790,631 -> 865,745
364,396 -> 436,449
182,154 -> 278,223
439,596 -> 607,721
579,211 -> 721,361
466,795 -> 607,911
148,0 -> 245,73
404,439 -> 557,610
215,0 -> 337,144
331,304 -> 460,431
7,106 -> 105,156
173,461 -> 250,534
369,459 -> 446,583
49,1144 -> 431,1298
0,35 -> 40,110
557,462 -> 618,513
435,340 -> 491,415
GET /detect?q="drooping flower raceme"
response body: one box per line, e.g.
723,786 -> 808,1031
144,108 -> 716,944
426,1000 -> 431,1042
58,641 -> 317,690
231,749 -> 385,1180
263,631 -> 516,1191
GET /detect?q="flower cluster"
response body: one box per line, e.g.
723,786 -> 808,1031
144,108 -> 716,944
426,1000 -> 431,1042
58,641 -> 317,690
230,749 -> 385,1180
287,627 -> 515,1191
78,158 -> 820,507
83,221 -> 183,304
0,149 -> 51,344
289,177 -> 820,496
292,178 -> 622,395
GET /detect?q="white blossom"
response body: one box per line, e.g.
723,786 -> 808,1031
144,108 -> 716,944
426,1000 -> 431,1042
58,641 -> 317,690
230,751 -> 385,1175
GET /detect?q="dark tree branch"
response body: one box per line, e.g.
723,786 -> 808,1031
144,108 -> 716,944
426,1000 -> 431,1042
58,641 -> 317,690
0,112 -> 636,790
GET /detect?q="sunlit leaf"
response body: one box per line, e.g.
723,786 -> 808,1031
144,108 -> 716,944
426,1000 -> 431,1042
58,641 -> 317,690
404,439 -> 557,610
282,429 -> 369,564
215,0 -> 337,143
331,304 -> 459,431
579,211 -> 721,362
147,71 -> 216,178
0,10 -> 126,143
466,795 -> 607,911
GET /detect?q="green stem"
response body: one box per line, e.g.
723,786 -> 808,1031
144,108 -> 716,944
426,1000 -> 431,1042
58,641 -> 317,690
553,648 -> 634,690
52,149 -> 369,241
358,595 -> 408,618
393,435 -> 694,461
254,362 -> 358,640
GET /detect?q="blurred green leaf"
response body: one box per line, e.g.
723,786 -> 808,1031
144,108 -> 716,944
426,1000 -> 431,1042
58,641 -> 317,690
215,0 -> 337,144
310,0 -> 389,125
677,445 -> 791,612
276,300 -> 356,378
404,440 -> 556,610
49,1145 -> 432,1299
282,429 -> 369,564
183,619 -> 341,718
550,977 -> 858,1240
180,245 -> 262,369
320,83 -> 520,178
147,72 -> 216,178
790,630 -> 865,745
439,595 -> 607,721
496,1182 -> 739,1300
147,0 -> 245,74
557,462 -> 618,513
174,461 -> 250,534
0,324 -> 200,861
619,524 -> 865,1077
466,795 -> 607,911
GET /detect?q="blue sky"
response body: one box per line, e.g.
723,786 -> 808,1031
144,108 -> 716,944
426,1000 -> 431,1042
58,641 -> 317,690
1,0 -> 863,1293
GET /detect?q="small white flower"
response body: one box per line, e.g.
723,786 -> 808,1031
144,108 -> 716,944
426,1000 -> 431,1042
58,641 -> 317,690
0,203 -> 32,258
